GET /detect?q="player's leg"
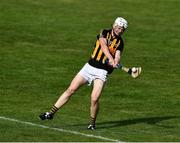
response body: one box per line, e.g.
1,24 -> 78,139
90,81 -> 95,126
39,74 -> 87,120
88,78 -> 105,130
54,74 -> 87,109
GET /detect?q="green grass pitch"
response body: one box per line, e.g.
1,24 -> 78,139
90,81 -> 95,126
0,0 -> 180,142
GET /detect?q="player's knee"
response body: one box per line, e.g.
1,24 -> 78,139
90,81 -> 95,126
66,87 -> 76,95
91,96 -> 99,104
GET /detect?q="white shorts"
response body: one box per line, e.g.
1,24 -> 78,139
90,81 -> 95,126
78,63 -> 108,86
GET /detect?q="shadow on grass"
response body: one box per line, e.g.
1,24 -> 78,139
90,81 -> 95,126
67,115 -> 179,129
96,116 -> 179,129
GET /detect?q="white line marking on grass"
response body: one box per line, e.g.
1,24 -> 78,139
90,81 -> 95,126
0,116 -> 121,142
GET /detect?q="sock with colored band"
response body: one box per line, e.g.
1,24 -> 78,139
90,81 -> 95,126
89,116 -> 96,126
50,105 -> 59,115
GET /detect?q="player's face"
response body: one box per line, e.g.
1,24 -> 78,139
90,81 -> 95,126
113,26 -> 125,36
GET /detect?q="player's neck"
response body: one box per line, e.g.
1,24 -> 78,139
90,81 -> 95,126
111,29 -> 119,38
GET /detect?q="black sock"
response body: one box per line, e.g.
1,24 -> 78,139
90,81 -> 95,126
50,105 -> 59,115
89,116 -> 96,126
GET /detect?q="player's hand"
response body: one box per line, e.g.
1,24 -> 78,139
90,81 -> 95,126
114,64 -> 119,69
113,61 -> 119,68
108,58 -> 115,67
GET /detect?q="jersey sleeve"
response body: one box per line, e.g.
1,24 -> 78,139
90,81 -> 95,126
117,39 -> 124,52
98,29 -> 108,39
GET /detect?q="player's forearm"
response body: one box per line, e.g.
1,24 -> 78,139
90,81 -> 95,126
114,55 -> 120,65
114,50 -> 121,65
99,38 -> 114,61
101,46 -> 113,61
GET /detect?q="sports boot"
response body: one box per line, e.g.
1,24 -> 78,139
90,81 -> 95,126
39,112 -> 53,120
87,124 -> 96,130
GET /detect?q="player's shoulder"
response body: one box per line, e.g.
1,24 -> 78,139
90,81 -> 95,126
118,35 -> 124,48
116,33 -> 124,41
119,35 -> 124,45
100,29 -> 111,34
99,29 -> 111,38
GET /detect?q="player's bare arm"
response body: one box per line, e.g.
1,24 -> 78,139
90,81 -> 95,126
99,37 -> 115,66
114,50 -> 121,67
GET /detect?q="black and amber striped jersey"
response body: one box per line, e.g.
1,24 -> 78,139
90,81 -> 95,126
88,29 -> 124,74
